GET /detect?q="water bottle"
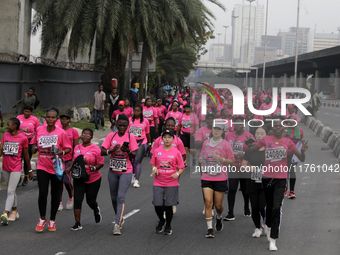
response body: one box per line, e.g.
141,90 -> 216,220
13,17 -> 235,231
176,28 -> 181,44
53,155 -> 64,181
202,151 -> 207,165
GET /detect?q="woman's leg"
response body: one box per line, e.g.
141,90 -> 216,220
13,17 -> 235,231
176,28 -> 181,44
49,173 -> 63,221
85,178 -> 102,211
115,173 -> 133,226
240,178 -> 250,215
108,171 -> 120,214
134,144 -> 146,181
37,170 -> 50,220
73,180 -> 86,223
3,171 -> 21,213
203,187 -> 214,229
249,191 -> 261,228
227,178 -> 239,215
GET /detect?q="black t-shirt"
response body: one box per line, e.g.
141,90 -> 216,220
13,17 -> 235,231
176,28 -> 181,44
243,149 -> 265,167
162,99 -> 171,109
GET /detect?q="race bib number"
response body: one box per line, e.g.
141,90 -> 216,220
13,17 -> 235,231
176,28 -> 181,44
182,120 -> 192,129
130,127 -> 142,137
205,161 -> 222,176
175,119 -> 179,127
251,168 -> 262,183
39,135 -> 58,148
3,142 -> 19,156
265,147 -> 286,163
144,110 -> 153,118
231,141 -> 243,154
110,158 -> 127,172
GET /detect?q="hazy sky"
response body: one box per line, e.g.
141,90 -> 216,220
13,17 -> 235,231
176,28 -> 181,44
31,0 -> 340,57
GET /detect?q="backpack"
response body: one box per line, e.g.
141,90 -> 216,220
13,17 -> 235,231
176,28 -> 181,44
33,94 -> 40,109
71,146 -> 90,182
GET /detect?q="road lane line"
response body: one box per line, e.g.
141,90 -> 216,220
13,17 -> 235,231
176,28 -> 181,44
112,209 -> 140,223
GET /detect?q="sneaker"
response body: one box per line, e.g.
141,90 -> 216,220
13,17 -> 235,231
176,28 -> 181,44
172,205 -> 177,215
94,207 -> 102,223
264,224 -> 271,241
112,219 -> 125,229
35,218 -> 47,232
288,191 -> 296,199
113,224 -> 121,235
252,228 -> 262,238
48,220 -> 56,231
22,177 -> 28,186
223,213 -> 235,221
163,226 -> 172,235
131,175 -> 135,184
1,213 -> 8,225
269,238 -> 278,251
66,197 -> 74,210
70,222 -> 82,231
215,216 -> 223,231
95,129 -> 98,132
155,221 -> 165,233
205,228 -> 214,238
284,188 -> 288,197
244,208 -> 251,217
58,202 -> 63,211
103,127 -> 106,131
8,211 -> 19,222
133,179 -> 140,188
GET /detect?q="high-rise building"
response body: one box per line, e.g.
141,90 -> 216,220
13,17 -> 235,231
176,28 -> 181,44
313,33 -> 340,51
231,3 -> 264,65
209,44 -> 225,62
278,27 -> 312,57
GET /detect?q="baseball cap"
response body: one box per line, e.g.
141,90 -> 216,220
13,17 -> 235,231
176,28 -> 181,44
118,100 -> 125,106
141,99 -> 145,103
288,104 -> 294,108
60,114 -> 70,119
205,112 -> 215,119
162,129 -> 175,137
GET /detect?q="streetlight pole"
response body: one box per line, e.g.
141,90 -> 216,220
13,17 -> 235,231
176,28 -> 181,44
294,0 -> 300,87
223,25 -> 229,62
246,0 -> 255,64
231,15 -> 238,65
217,33 -> 222,62
262,0 -> 269,90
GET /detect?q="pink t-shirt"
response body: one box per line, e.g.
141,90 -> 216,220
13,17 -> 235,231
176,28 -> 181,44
17,114 -> 40,144
125,107 -> 134,117
112,109 -> 132,120
225,131 -> 254,170
200,139 -> 235,181
165,111 -> 182,131
178,113 -> 199,134
33,126 -> 72,174
62,128 -> 80,161
150,147 -> 185,187
195,126 -> 212,141
43,119 -> 62,128
285,113 -> 300,122
101,132 -> 138,174
256,135 -> 296,179
273,107 -> 282,116
259,103 -> 273,111
143,106 -> 158,127
128,117 -> 150,144
1,133 -> 28,172
156,105 -> 167,119
73,144 -> 104,184
151,136 -> 186,155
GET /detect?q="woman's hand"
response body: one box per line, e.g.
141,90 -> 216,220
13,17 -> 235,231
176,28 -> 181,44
28,171 -> 34,181
213,155 -> 224,162
112,144 -> 121,152
199,157 -> 205,164
171,173 -> 179,179
120,144 -> 129,152
301,139 -> 309,153
152,167 -> 159,176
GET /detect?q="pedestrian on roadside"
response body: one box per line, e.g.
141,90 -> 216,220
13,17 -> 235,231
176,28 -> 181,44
14,87 -> 36,115
312,89 -> 321,119
101,114 -> 138,235
332,92 -> 335,100
107,88 -> 120,123
17,104 -> 40,186
93,84 -> 106,132
32,109 -> 72,232
66,128 -> 104,231
58,114 -> 80,211
0,118 -> 33,225
124,99 -> 134,117
129,83 -> 139,109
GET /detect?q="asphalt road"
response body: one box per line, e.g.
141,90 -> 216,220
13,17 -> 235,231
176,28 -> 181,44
316,105 -> 340,133
0,125 -> 340,255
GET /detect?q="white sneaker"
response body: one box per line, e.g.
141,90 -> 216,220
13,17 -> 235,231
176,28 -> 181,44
172,205 -> 177,215
252,228 -> 262,238
133,180 -> 140,188
58,203 -> 63,211
66,198 -> 74,210
264,224 -> 271,241
131,175 -> 135,184
269,238 -> 278,251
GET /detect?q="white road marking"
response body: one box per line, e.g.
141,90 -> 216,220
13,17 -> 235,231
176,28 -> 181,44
335,115 -> 340,117
325,113 -> 329,115
112,209 -> 140,223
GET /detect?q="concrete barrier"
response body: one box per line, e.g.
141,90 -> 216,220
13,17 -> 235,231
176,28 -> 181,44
333,139 -> 340,158
311,120 -> 321,131
320,127 -> 334,143
327,133 -> 340,150
316,125 -> 325,136
306,117 -> 315,127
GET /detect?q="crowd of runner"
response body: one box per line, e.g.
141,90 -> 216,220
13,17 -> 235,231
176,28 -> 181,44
0,84 -> 308,251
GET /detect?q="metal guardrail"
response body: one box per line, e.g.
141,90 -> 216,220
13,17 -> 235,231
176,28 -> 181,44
0,53 -> 105,71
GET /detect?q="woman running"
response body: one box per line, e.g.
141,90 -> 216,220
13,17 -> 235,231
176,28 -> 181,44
143,98 -> 159,143
248,117 -> 308,251
32,109 -> 72,232
165,101 -> 182,133
0,118 -> 33,225
101,114 -> 138,235
177,105 -> 198,167
241,127 -> 267,238
17,104 -> 40,186
66,128 -> 104,231
199,123 -> 234,238
151,130 -> 185,235
283,115 -> 303,199
58,114 -> 80,211
129,105 -> 152,188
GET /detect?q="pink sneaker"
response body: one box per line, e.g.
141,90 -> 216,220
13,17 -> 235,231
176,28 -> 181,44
36,218 -> 47,232
48,220 -> 56,231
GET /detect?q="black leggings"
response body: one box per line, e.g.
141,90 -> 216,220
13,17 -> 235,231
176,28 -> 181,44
248,188 -> 266,229
155,206 -> 173,227
74,178 -> 101,210
23,144 -> 33,175
37,170 -> 63,221
227,178 -> 249,214
287,155 -> 297,191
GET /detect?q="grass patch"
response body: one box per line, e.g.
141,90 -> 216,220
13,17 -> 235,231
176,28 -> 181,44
70,120 -> 96,130
0,120 -> 8,138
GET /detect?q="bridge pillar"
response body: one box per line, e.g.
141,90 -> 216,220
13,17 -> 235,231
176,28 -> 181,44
299,72 -> 305,88
315,70 -> 321,93
271,75 -> 276,88
335,69 -> 340,100
283,73 -> 288,87
249,77 -> 253,88
0,0 -> 32,55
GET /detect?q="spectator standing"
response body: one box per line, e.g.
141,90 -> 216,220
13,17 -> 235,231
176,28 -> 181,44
312,89 -> 321,119
130,83 -> 139,109
93,84 -> 106,132
107,88 -> 119,123
14,87 -> 36,115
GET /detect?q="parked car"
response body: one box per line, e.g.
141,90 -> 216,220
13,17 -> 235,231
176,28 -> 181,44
319,91 -> 332,100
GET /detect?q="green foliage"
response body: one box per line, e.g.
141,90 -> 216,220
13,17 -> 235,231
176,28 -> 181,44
199,70 -> 216,78
217,69 -> 242,78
